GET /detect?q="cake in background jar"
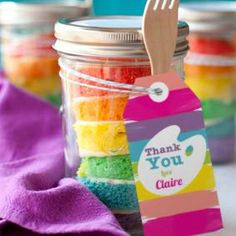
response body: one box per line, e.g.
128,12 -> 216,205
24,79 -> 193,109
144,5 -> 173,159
180,2 -> 236,164
0,0 -> 91,105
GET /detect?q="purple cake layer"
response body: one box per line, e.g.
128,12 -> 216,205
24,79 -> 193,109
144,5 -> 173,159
209,137 -> 235,164
115,212 -> 143,235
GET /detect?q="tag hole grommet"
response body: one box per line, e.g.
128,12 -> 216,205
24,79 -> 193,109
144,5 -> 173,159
149,82 -> 169,103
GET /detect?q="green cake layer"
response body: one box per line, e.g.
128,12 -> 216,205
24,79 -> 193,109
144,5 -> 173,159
78,155 -> 134,180
202,99 -> 236,120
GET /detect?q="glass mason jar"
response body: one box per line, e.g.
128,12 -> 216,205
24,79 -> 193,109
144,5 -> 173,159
180,2 -> 236,164
54,17 -> 189,235
0,0 -> 91,105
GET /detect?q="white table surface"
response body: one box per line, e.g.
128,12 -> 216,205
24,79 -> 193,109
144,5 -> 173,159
207,161 -> 236,236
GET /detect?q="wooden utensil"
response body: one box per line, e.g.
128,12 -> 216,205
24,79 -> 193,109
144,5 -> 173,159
142,0 -> 179,75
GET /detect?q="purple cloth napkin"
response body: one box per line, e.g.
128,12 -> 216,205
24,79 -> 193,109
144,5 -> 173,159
0,75 -> 127,236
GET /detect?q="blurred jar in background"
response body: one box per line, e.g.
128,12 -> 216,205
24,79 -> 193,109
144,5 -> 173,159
0,0 -> 91,105
180,2 -> 236,164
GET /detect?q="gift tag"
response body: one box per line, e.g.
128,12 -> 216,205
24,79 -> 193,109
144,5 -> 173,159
124,72 -> 223,236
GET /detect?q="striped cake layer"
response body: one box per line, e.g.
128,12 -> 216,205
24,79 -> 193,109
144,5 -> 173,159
78,154 -> 134,180
74,121 -> 129,157
73,96 -> 129,121
77,177 -> 139,211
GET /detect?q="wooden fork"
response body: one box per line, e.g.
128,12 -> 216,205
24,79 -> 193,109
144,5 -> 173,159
142,0 -> 179,75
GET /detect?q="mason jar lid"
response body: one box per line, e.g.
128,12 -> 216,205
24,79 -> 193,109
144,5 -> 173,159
54,16 -> 189,58
179,2 -> 236,33
0,0 -> 92,25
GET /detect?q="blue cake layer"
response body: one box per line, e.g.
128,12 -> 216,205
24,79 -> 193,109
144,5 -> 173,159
206,118 -> 235,138
77,177 -> 139,210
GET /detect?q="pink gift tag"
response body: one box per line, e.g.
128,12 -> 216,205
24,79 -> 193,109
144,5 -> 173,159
125,72 -> 223,236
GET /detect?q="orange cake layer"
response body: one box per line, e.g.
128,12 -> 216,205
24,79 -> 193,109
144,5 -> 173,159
184,64 -> 236,78
3,54 -> 59,82
73,96 -> 129,121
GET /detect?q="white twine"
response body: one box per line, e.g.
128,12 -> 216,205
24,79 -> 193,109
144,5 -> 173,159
59,58 -> 162,95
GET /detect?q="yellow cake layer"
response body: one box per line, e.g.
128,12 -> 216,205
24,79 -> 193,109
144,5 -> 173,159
74,121 -> 129,157
185,76 -> 235,100
16,76 -> 60,97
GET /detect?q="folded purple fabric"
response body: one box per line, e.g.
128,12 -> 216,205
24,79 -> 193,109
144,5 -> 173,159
0,75 -> 127,236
